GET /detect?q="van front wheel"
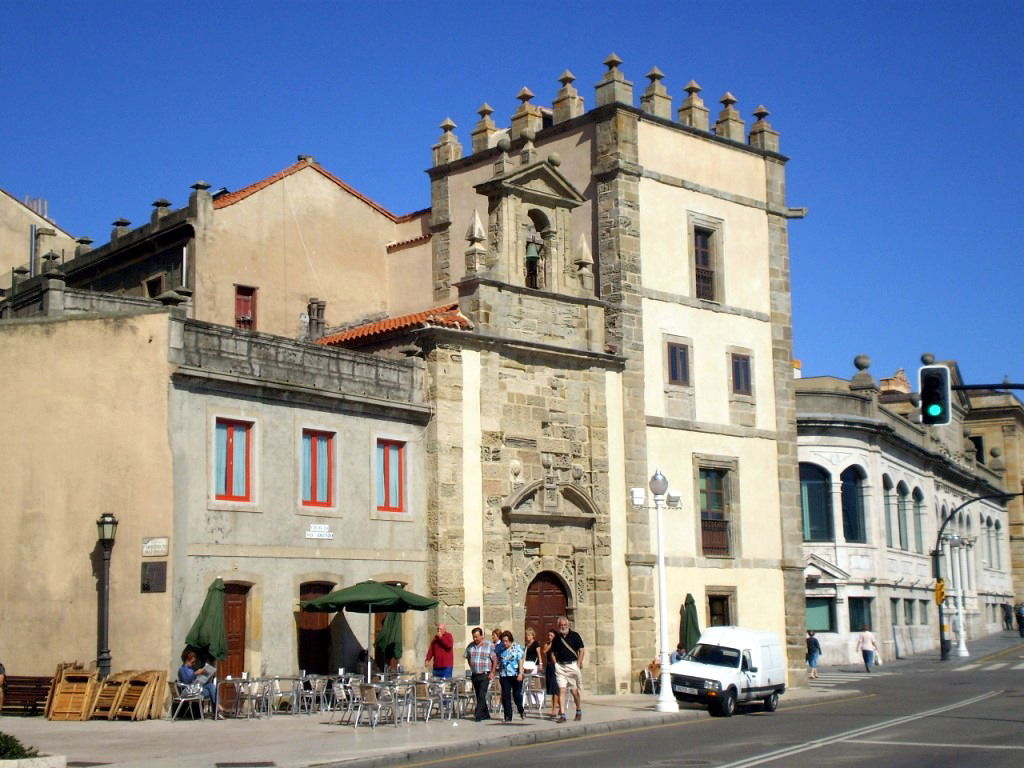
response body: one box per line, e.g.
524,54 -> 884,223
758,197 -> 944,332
712,690 -> 736,717
762,693 -> 779,712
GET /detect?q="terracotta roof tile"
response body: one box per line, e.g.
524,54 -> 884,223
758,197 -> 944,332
212,160 -> 429,223
316,303 -> 471,346
386,233 -> 432,253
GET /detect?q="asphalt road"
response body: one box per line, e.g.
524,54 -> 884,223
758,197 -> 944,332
407,650 -> 1024,768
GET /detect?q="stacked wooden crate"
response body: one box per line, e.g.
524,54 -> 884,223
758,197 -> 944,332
46,664 -> 169,720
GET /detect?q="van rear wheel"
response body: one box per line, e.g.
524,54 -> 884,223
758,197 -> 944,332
762,692 -> 779,712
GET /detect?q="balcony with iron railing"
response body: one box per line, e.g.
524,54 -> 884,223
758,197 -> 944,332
701,518 -> 730,556
695,267 -> 715,301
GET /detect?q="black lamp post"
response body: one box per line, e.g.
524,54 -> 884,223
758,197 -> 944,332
931,492 -> 1019,660
96,512 -> 119,679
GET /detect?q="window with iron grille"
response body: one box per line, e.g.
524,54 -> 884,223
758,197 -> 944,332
694,227 -> 715,300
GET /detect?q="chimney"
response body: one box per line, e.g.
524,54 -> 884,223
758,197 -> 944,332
471,104 -> 498,154
594,53 -> 633,107
151,198 -> 172,226
111,218 -> 131,241
552,70 -> 585,124
510,87 -> 543,142
748,105 -> 780,152
713,92 -> 746,142
75,236 -> 94,257
640,67 -> 672,119
432,118 -> 463,166
677,80 -> 709,131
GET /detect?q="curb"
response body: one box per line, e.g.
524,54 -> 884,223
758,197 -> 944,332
312,689 -> 861,768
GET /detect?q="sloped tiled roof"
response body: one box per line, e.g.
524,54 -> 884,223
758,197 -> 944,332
212,159 -> 429,223
316,303 -> 472,346
0,188 -> 74,237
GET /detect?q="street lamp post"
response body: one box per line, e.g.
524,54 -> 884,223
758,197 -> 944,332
649,470 -> 679,713
96,512 -> 119,680
930,492 -> 1020,661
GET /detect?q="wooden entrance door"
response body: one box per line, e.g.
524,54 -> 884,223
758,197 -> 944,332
298,582 -> 333,674
524,572 -> 569,639
222,583 -> 250,679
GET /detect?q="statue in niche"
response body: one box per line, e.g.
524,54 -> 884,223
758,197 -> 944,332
525,227 -> 545,289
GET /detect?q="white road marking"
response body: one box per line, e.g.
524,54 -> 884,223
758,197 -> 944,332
715,690 -> 1001,768
854,739 -> 1024,751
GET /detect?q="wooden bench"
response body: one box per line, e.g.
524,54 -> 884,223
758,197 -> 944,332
2,676 -> 54,715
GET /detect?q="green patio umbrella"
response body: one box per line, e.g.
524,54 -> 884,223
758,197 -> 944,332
679,593 -> 701,654
301,580 -> 437,681
185,577 -> 228,661
374,611 -> 403,667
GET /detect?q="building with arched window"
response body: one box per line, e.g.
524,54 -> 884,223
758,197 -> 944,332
797,359 -> 1013,665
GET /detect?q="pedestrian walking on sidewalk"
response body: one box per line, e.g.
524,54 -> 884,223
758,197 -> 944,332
541,629 -> 561,718
855,626 -> 878,672
425,622 -> 455,679
551,616 -> 585,722
1015,602 -> 1024,638
1002,603 -> 1014,631
465,627 -> 497,721
806,630 -> 821,679
497,631 -> 526,722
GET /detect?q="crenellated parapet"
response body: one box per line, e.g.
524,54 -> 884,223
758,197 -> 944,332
430,53 -> 786,170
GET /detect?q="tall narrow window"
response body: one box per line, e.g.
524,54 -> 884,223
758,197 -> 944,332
731,354 -> 752,396
235,285 -> 257,330
699,467 -> 731,556
800,463 -> 833,542
694,227 -> 715,300
667,343 -> 690,386
883,476 -> 894,547
840,466 -> 867,543
215,418 -> 252,501
896,482 -> 910,550
912,489 -> 925,553
376,439 -> 405,512
301,430 -> 334,507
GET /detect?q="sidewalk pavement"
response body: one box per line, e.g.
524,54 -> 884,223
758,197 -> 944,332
2,631 -> 1020,768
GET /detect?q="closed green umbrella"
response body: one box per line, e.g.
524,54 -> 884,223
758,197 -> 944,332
301,580 -> 437,681
374,611 -> 403,666
680,593 -> 701,654
185,577 -> 228,661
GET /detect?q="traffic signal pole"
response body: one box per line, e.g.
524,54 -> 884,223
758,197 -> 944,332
930,492 -> 1021,660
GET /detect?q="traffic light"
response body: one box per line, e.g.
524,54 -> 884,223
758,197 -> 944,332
919,364 -> 952,425
934,578 -> 946,605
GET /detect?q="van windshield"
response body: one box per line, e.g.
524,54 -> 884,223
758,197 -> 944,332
687,643 -> 741,668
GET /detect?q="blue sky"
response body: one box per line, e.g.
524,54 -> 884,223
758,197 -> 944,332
3,1 -> 1022,384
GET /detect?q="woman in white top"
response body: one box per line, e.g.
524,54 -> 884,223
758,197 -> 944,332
855,627 -> 878,672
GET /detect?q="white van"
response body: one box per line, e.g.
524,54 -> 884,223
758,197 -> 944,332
667,626 -> 786,717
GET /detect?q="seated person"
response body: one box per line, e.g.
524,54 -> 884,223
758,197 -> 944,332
670,643 -> 687,664
178,649 -> 218,712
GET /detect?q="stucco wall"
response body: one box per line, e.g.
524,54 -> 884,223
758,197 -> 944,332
196,167 -> 402,337
169,372 -> 430,675
0,311 -> 174,674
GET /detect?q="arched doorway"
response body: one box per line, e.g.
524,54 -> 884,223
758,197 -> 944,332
524,572 -> 569,639
297,582 -> 333,674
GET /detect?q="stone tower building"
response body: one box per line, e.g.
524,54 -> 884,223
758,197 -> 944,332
321,55 -> 808,691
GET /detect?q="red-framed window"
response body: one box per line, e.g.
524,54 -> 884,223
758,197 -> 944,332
235,285 -> 257,330
215,418 -> 253,501
376,439 -> 405,512
302,429 -> 334,507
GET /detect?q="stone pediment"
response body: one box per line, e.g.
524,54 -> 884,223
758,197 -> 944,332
474,160 -> 585,210
804,554 -> 850,582
500,479 -> 596,527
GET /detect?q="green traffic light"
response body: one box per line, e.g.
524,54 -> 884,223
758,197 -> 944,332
926,404 -> 943,417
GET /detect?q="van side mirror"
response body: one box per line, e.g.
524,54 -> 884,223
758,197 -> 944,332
748,666 -> 758,673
